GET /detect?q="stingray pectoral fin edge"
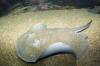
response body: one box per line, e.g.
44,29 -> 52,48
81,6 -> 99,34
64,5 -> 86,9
38,42 -> 86,60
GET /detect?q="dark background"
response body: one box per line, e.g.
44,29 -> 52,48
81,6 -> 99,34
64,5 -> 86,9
0,0 -> 100,16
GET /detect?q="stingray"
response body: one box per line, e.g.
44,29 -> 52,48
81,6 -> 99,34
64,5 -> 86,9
16,20 -> 92,62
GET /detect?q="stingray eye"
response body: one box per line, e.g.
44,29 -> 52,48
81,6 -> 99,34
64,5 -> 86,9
32,39 -> 40,48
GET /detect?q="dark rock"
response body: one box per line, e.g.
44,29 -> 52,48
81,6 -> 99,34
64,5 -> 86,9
88,6 -> 100,14
75,0 -> 97,8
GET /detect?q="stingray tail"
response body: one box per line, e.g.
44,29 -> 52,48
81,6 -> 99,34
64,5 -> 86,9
73,20 -> 92,33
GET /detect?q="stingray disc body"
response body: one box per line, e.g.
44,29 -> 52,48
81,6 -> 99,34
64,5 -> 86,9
16,21 -> 92,62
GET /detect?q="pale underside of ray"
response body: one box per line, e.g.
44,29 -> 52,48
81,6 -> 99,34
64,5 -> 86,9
39,41 -> 88,59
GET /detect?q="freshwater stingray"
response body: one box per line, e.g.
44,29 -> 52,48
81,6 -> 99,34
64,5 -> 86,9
16,20 -> 92,62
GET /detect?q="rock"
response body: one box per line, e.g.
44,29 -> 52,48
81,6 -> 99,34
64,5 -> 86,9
88,6 -> 100,14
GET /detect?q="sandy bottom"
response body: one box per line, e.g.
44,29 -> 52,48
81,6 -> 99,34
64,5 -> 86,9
0,8 -> 100,66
